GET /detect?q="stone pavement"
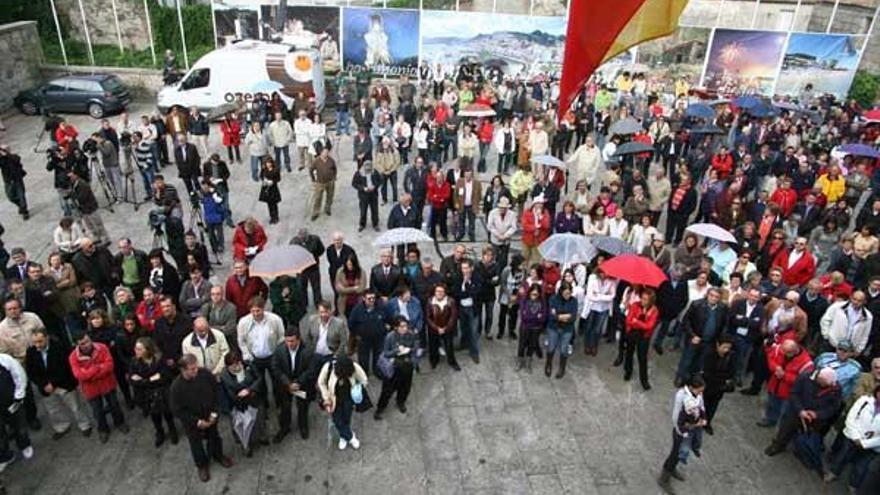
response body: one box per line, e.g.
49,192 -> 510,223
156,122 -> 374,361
0,103 -> 846,494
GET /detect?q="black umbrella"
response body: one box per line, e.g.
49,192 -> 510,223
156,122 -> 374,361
613,141 -> 654,157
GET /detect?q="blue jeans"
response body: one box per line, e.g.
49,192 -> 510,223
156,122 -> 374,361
332,397 -> 354,441
456,208 -> 476,240
764,394 -> 787,425
149,142 -> 161,167
653,319 -> 679,349
249,155 -> 263,181
582,310 -> 609,350
139,168 -> 155,197
732,334 -> 753,383
828,436 -> 875,488
544,328 -> 574,356
676,340 -> 705,381
458,306 -> 479,358
274,145 -> 291,171
336,111 -> 350,135
678,429 -> 703,464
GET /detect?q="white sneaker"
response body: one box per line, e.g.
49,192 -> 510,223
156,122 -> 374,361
21,446 -> 33,460
349,435 -> 360,450
338,438 -> 348,450
439,347 -> 447,357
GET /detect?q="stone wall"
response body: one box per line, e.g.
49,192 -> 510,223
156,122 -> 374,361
55,0 -> 152,50
0,21 -> 43,111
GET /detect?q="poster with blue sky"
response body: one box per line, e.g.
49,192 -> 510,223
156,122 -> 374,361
342,7 -> 420,77
774,33 -> 861,99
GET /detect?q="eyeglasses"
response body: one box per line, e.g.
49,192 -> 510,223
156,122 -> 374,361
774,236 -> 784,240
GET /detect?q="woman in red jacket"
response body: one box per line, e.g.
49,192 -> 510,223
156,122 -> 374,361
232,217 -> 268,262
521,196 -> 551,265
69,332 -> 129,442
427,169 -> 451,240
219,112 -> 242,164
624,288 -> 659,390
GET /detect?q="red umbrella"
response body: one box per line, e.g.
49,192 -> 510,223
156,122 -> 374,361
598,254 -> 667,287
864,109 -> 880,123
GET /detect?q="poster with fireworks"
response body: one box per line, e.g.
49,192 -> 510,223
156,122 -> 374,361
213,0 -> 260,47
341,7 -> 420,77
775,33 -> 861,100
258,4 -> 342,72
637,27 -> 711,96
702,29 -> 787,96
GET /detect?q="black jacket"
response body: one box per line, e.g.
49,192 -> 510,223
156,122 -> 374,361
25,339 -> 78,394
727,299 -> 764,342
326,243 -> 356,280
72,247 -> 119,293
702,347 -> 736,394
113,250 -> 150,286
173,142 -> 201,179
656,279 -> 689,321
348,301 -> 388,339
450,275 -> 481,308
404,166 -> 429,200
0,153 -> 26,183
220,362 -> 264,410
270,343 -> 316,400
70,178 -> 98,214
793,202 -> 822,237
5,261 -> 37,282
387,203 -> 418,230
667,187 -> 697,217
474,261 -> 500,302
352,170 -> 382,198
170,368 -> 219,435
681,299 -> 728,342
370,264 -> 402,298
154,313 -> 193,364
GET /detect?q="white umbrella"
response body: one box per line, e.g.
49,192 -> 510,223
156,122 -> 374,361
686,223 -> 738,244
531,154 -> 566,169
458,103 -> 496,118
232,406 -> 259,450
539,233 -> 598,266
372,227 -> 433,248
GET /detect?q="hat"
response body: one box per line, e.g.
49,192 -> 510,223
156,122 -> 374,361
652,233 -> 665,242
497,197 -> 511,208
836,339 -> 855,352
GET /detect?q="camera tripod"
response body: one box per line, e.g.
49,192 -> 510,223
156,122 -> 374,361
187,196 -> 222,266
87,153 -> 118,213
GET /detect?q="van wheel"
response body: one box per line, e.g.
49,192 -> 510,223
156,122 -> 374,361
88,103 -> 104,119
20,101 -> 38,115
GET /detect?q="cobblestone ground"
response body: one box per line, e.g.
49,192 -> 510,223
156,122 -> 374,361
0,103 -> 846,494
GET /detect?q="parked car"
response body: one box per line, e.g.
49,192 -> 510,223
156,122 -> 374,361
14,74 -> 131,119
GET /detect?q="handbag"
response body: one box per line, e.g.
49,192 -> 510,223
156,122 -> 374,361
377,354 -> 395,380
353,386 -> 373,413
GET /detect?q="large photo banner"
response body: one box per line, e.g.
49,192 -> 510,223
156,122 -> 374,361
258,4 -> 341,72
637,27 -> 710,97
702,29 -> 787,96
775,33 -> 861,100
420,10 -> 566,80
342,7 -> 420,77
214,0 -> 260,47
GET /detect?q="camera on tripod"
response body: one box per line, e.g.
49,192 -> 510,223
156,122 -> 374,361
81,138 -> 98,155
149,208 -> 167,233
119,132 -> 132,148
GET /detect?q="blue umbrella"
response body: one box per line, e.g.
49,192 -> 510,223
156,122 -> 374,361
609,117 -> 643,136
839,143 -> 880,159
748,104 -> 778,118
733,95 -> 763,109
613,141 -> 655,157
250,80 -> 284,93
690,124 -> 725,135
685,104 -> 715,120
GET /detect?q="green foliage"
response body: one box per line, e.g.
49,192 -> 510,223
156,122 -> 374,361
0,1 -> 66,40
849,70 -> 880,108
43,40 -> 159,68
148,0 -> 213,62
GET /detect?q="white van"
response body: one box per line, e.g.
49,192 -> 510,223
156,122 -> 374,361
157,40 -> 325,116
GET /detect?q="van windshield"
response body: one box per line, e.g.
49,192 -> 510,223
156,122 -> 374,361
180,68 -> 210,90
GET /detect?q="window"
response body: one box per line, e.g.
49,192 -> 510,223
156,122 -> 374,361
101,77 -> 124,92
67,79 -> 101,92
181,68 -> 211,90
44,80 -> 68,92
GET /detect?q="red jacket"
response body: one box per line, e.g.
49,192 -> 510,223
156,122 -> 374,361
769,187 -> 798,217
478,122 -> 494,144
69,342 -> 117,400
772,248 -> 816,288
225,274 -> 268,318
219,119 -> 242,147
427,178 -> 451,210
765,344 -> 814,400
135,300 -> 159,332
521,209 -> 551,248
625,302 -> 660,339
55,125 -> 78,152
711,153 -> 734,179
632,132 -> 653,160
232,222 -> 268,261
541,264 -> 561,297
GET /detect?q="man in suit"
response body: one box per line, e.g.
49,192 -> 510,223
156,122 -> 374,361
351,160 -> 382,232
326,232 -> 356,309
301,300 -> 349,359
369,249 -> 402,302
270,326 -> 315,442
352,99 -> 374,132
387,193 -> 419,264
727,287 -> 764,387
676,287 -> 728,386
792,193 -> 822,237
451,259 -> 482,364
173,134 -> 201,195
5,247 -> 36,282
453,168 -> 482,242
653,265 -> 690,354
403,157 -> 429,226
25,328 -> 92,439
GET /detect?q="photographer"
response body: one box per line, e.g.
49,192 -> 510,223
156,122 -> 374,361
0,145 -> 29,220
45,147 -> 83,216
199,181 -> 226,255
68,169 -> 109,246
131,131 -> 156,200
151,197 -> 187,271
151,175 -> 182,219
173,134 -> 201,195
201,154 -> 234,228
92,133 -> 122,198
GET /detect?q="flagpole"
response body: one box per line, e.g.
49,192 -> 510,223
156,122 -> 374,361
144,0 -> 157,66
111,0 -> 124,53
49,0 -> 68,66
76,0 -> 95,65
176,0 -> 190,69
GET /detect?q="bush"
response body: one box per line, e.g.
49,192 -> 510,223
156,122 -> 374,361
849,70 -> 880,109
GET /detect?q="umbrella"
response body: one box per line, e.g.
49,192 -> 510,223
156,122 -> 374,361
250,80 -> 284,93
772,101 -> 802,112
249,245 -> 316,278
733,95 -> 763,109
609,117 -> 643,136
838,143 -> 880,159
690,125 -> 725,135
747,104 -> 778,118
232,406 -> 259,450
531,154 -> 566,169
458,103 -> 496,118
598,254 -> 667,287
686,223 -> 738,244
539,233 -> 598,266
863,109 -> 880,123
372,227 -> 433,248
590,235 -> 637,256
613,141 -> 655,157
706,98 -> 731,107
685,103 -> 716,120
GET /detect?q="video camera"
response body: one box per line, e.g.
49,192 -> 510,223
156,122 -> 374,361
81,138 -> 98,155
149,208 -> 167,232
120,131 -> 132,147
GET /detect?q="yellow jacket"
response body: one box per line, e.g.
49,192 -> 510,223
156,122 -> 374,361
816,174 -> 846,203
510,170 -> 535,199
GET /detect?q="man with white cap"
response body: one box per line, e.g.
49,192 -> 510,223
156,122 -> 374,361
486,196 -> 517,268
765,366 -> 843,456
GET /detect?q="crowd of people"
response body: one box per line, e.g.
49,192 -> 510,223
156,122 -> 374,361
2,54 -> 880,494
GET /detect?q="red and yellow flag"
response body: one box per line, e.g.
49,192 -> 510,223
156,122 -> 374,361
558,0 -> 690,115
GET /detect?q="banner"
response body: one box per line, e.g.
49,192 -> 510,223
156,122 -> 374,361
342,7 -> 420,77
637,27 -> 710,97
258,5 -> 341,72
420,10 -> 566,79
775,33 -> 861,100
702,29 -> 787,96
214,0 -> 259,47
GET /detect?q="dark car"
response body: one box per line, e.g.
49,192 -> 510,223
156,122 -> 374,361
14,74 -> 131,119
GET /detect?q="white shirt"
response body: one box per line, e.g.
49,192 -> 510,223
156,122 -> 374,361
288,346 -> 298,370
398,299 -> 410,321
463,181 -> 473,207
0,354 -> 27,400
249,318 -> 273,359
315,320 -> 331,356
788,249 -> 804,269
196,333 -> 209,349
